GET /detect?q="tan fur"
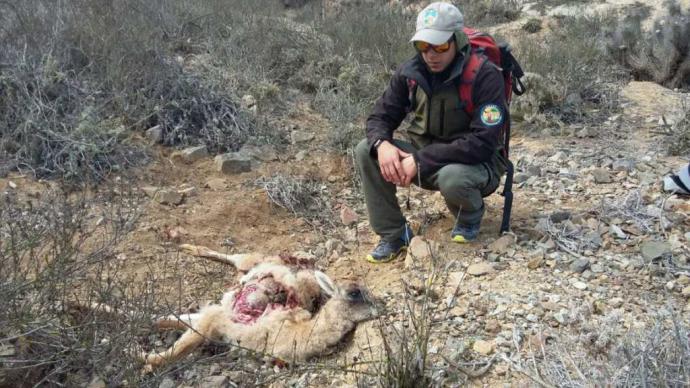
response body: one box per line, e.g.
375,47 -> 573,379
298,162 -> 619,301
142,245 -> 377,370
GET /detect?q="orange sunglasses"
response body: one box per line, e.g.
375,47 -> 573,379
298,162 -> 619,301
413,39 -> 453,54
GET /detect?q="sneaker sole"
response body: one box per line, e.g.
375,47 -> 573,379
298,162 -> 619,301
452,235 -> 475,244
366,247 -> 406,264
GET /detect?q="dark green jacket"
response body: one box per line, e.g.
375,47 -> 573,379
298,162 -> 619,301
366,48 -> 508,177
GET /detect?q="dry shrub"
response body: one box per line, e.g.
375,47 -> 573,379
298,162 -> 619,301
516,312 -> 690,387
256,174 -> 336,229
608,0 -> 690,90
0,0 -> 266,182
0,186 -> 158,387
514,14 -> 627,124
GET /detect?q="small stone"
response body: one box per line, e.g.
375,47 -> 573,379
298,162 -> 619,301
528,256 -> 544,270
215,153 -> 251,174
640,241 -> 671,261
514,173 -> 530,184
451,303 -> 469,317
473,340 -> 494,355
591,168 -> 612,184
291,130 -> 315,144
177,186 -> 197,197
549,211 -> 571,223
158,377 -> 176,388
146,125 -> 163,143
666,281 -> 675,291
141,187 -> 183,205
495,363 -> 509,376
609,297 -> 624,308
612,159 -> 635,172
324,239 -> 343,255
467,263 -> 494,276
408,236 -> 436,260
573,281 -> 588,290
241,94 -> 256,109
339,205 -> 358,226
681,286 -> 690,297
86,377 -> 106,388
569,258 -> 590,273
554,311 -> 568,324
488,234 -> 515,254
576,127 -> 594,138
0,344 -> 15,357
7,181 -> 16,189
609,224 -> 627,239
200,375 -> 229,388
295,150 -> 307,161
176,145 -> 208,163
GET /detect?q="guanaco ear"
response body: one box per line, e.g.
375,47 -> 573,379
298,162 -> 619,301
314,270 -> 337,297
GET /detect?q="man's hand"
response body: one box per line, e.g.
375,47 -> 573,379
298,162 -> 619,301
377,141 -> 408,185
400,154 -> 417,187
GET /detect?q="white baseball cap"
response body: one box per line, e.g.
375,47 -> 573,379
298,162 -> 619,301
410,2 -> 464,45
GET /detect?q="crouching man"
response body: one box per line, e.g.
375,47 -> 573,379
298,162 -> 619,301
355,2 -> 508,263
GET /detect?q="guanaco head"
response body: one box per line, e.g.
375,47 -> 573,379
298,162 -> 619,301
314,271 -> 378,322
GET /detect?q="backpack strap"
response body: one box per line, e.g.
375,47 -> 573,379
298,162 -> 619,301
458,52 -> 489,116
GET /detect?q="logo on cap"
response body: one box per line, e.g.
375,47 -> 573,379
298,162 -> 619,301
422,9 -> 438,27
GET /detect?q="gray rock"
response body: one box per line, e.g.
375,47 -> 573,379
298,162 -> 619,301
295,150 -> 307,161
86,377 -> 106,388
612,159 -> 635,172
570,258 -> 590,273
159,377 -> 176,388
291,130 -> 315,144
239,144 -> 279,162
488,234 -> 515,254
0,344 -> 15,357
549,211 -> 571,223
467,263 -> 494,276
215,153 -> 251,174
572,281 -> 588,290
583,231 -> 602,247
527,165 -> 542,177
576,127 -> 595,138
609,224 -> 627,239
241,94 -> 256,109
200,376 -> 228,388
146,125 -> 163,143
514,173 -> 530,184
591,168 -> 612,183
177,145 -> 208,163
143,188 -> 183,205
640,241 -> 671,261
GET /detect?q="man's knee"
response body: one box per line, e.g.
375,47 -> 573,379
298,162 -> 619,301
437,166 -> 478,196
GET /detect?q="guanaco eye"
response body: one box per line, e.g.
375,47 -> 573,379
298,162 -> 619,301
348,289 -> 362,299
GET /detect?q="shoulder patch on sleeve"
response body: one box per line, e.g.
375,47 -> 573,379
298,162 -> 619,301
479,103 -> 504,127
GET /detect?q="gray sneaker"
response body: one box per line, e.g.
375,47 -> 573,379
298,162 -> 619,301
366,225 -> 414,264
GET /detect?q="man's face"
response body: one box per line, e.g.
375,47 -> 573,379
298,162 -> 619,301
420,40 -> 456,73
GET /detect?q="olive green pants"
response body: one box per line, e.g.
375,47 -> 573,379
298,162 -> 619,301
354,138 -> 500,242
